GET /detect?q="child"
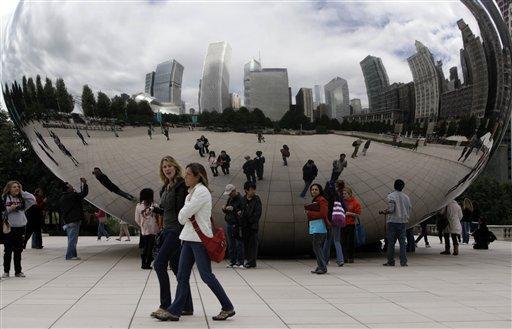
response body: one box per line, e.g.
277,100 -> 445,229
208,151 -> 219,176
280,144 -> 290,166
134,188 -> 159,269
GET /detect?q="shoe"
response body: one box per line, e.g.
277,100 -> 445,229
150,308 -> 166,318
70,257 -> 81,260
181,310 -> 193,316
15,272 -> 26,277
212,309 -> 235,321
425,244 -> 431,248
2,272 -> 9,278
125,239 -> 131,242
311,268 -> 320,274
226,263 -> 235,268
153,309 -> 179,321
453,245 -> 459,256
383,262 -> 395,266
106,237 -> 110,241
316,269 -> 327,275
115,238 -> 121,241
401,263 -> 408,267
336,262 -> 344,267
97,238 -> 101,241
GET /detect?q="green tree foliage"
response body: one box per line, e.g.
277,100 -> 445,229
110,95 -> 126,120
197,108 -> 273,131
446,120 -> 458,136
137,100 -> 154,122
81,85 -> 96,117
27,78 -> 37,107
96,91 -> 111,118
35,75 -> 44,106
43,77 -> 58,110
55,78 -> 74,113
279,109 -> 311,130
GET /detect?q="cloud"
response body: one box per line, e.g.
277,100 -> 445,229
2,1 -> 480,110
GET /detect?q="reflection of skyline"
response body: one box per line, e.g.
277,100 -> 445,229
2,1 -> 480,110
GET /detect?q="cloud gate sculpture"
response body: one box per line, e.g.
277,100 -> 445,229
2,0 -> 511,255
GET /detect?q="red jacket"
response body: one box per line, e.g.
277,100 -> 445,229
306,195 -> 330,227
344,197 -> 362,226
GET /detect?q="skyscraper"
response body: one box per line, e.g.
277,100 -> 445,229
296,88 -> 314,122
246,68 -> 290,121
407,41 -> 441,123
145,72 -> 155,96
313,85 -> 323,108
153,59 -> 184,104
350,99 -> 362,114
199,41 -> 232,112
243,59 -> 262,108
324,77 -> 350,121
360,55 -> 390,112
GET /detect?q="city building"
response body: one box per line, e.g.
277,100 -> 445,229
439,85 -> 474,120
153,59 -> 184,104
314,103 -> 328,121
199,41 -> 232,113
230,92 -> 241,109
346,109 -> 403,125
243,58 -> 262,108
324,77 -> 350,121
145,72 -> 155,96
398,82 -> 416,124
296,88 -> 314,122
350,98 -> 362,115
360,55 -> 390,112
313,85 -> 324,108
448,66 -> 461,91
246,68 -> 290,121
407,40 -> 442,123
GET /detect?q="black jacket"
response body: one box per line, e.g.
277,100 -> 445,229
302,164 -> 318,181
59,184 -> 89,224
223,192 -> 243,225
243,159 -> 256,174
254,156 -> 265,171
240,195 -> 262,231
217,154 -> 231,168
160,179 -> 187,231
95,173 -> 119,192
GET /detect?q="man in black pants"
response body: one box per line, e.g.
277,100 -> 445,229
242,156 -> 257,184
92,168 -> 135,201
238,181 -> 262,269
254,151 -> 265,180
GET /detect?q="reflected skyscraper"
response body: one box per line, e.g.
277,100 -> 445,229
199,41 -> 232,112
350,98 -> 362,114
296,88 -> 314,122
153,59 -> 184,104
145,71 -> 155,96
244,58 -> 262,108
246,68 -> 290,121
360,55 -> 390,112
313,84 -> 323,108
324,77 -> 350,121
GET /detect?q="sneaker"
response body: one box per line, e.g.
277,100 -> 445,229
153,309 -> 179,322
115,238 -> 121,241
150,308 -> 166,318
106,237 -> 110,241
383,262 -> 395,266
125,239 -> 131,242
70,257 -> 81,260
226,263 -> 235,268
2,272 -> 9,278
15,272 -> 25,277
425,244 -> 431,248
336,262 -> 344,267
212,309 -> 235,321
315,269 -> 327,275
234,263 -> 243,268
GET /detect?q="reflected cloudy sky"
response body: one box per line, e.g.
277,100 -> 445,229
2,1 -> 478,109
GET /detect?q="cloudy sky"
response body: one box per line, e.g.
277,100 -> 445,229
2,1 -> 480,110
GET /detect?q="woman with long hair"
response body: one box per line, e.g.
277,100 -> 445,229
156,163 -> 235,322
151,156 -> 193,318
323,180 -> 346,267
135,188 -> 159,269
461,198 -> 473,244
341,186 -> 362,264
2,181 -> 36,278
306,183 -> 330,274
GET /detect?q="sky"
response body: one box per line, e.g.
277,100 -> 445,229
1,1 -> 481,111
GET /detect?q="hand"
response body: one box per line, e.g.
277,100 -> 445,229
226,206 -> 233,211
9,205 -> 18,211
80,177 -> 87,184
237,210 -> 242,216
222,205 -> 226,211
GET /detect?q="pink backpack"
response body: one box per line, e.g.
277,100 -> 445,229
331,201 -> 346,227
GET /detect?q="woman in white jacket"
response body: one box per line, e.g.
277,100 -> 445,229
156,163 -> 235,322
441,200 -> 463,256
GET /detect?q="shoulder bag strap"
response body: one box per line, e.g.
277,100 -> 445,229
190,215 -> 214,241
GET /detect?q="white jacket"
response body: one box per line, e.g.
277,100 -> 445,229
178,183 -> 213,242
442,200 -> 463,235
134,203 -> 159,236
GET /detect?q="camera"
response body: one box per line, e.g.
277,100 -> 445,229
151,206 -> 164,215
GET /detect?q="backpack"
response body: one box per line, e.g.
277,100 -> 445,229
194,142 -> 199,150
331,201 -> 346,227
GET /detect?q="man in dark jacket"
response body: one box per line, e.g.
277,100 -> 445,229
254,151 -> 265,180
242,156 -> 257,184
58,178 -> 88,260
92,167 -> 135,201
238,181 -> 262,268
222,184 -> 244,268
217,150 -> 231,175
300,160 -> 318,198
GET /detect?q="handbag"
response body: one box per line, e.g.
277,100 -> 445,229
309,219 -> 327,234
3,219 -> 11,234
331,201 -> 346,227
355,217 -> 366,247
304,202 -> 320,211
190,215 -> 227,263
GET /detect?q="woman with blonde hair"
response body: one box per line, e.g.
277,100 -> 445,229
151,156 -> 193,318
461,198 -> 474,244
2,181 -> 36,278
341,186 -> 361,264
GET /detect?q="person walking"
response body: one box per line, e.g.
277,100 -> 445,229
242,156 -> 257,184
414,221 -> 430,248
440,200 -> 463,255
254,151 -> 265,180
461,198 -> 473,244
58,178 -> 88,260
200,135 -> 210,153
95,209 -> 110,241
380,179 -> 412,267
2,181 -> 36,278
300,160 -> 318,198
30,188 -> 46,249
195,139 -> 205,157
305,183 -> 330,274
155,163 -> 235,322
76,129 -> 88,145
362,140 -> 371,156
217,150 -> 231,175
341,186 -> 361,263
351,138 -> 362,158
116,218 -> 131,241
412,138 -> 420,151
148,126 -> 152,140
330,154 -> 347,182
135,188 -> 160,269
222,184 -> 244,268
280,145 -> 290,166
208,151 -> 219,177
151,156 -> 193,319
163,127 -> 170,141
323,180 -> 346,267
23,188 -> 44,249
239,181 -> 262,269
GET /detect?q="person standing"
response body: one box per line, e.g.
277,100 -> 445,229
414,221 -> 430,248
239,181 -> 262,269
254,151 -> 265,180
95,209 -> 110,241
440,200 -> 463,256
362,140 -> 371,156
222,184 -> 244,268
58,178 -> 88,260
163,127 -> 170,141
300,160 -> 318,198
76,129 -> 88,145
461,198 -> 473,244
217,150 -> 231,175
148,126 -> 152,140
135,188 -> 160,269
412,138 -> 420,151
208,151 -> 219,177
380,179 -> 412,267
116,218 -> 131,241
341,187 -> 361,263
155,163 -> 235,322
31,188 -> 46,249
280,145 -> 290,166
242,156 -> 257,184
305,183 -> 330,274
2,181 -> 36,278
195,139 -> 205,157
323,180 -> 346,267
200,135 -> 210,153
23,188 -> 44,249
351,138 -> 362,158
330,154 -> 347,182
151,156 -> 193,319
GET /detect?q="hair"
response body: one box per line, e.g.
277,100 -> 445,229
309,183 -> 324,197
340,153 -> 346,158
244,181 -> 256,191
34,188 -> 44,197
306,159 -> 314,165
463,198 -> 474,212
186,163 -> 209,189
335,180 -> 345,192
139,188 -> 154,207
394,179 -> 405,191
256,151 -> 262,156
209,151 -> 216,157
343,186 -> 354,198
2,180 -> 22,197
159,156 -> 184,186
283,144 -> 288,149
221,150 -> 226,154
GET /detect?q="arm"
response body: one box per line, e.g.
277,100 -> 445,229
78,183 -> 89,199
134,204 -> 143,227
307,198 -> 329,221
175,184 -> 187,216
178,186 -> 210,225
248,198 -> 262,224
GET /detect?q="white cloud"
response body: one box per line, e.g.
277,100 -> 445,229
2,1 -> 480,110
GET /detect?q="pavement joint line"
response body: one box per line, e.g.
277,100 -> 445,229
127,264 -> 152,329
192,267 -> 211,329
0,244 -> 121,311
47,245 -> 134,329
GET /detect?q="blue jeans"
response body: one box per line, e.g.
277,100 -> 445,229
154,228 -> 193,311
386,222 -> 407,265
300,180 -> 313,198
168,241 -> 233,316
97,222 -> 109,239
323,226 -> 344,264
65,222 -> 80,259
226,224 -> 244,265
461,222 -> 471,244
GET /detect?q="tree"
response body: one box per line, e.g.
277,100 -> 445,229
81,85 -> 96,117
35,75 -> 44,106
251,108 -> 268,127
55,78 -> 74,113
96,91 -> 111,118
110,95 -> 126,120
22,76 -> 31,107
43,77 -> 58,110
446,120 -> 458,136
27,77 -> 37,106
137,100 -> 154,122
126,99 -> 139,121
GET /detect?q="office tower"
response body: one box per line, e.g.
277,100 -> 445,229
244,59 -> 262,108
360,55 -> 390,112
230,92 -> 241,109
324,77 -> 350,121
350,99 -> 362,114
246,68 -> 290,121
296,88 -> 314,122
199,41 -> 232,112
153,59 -> 184,104
145,72 -> 155,96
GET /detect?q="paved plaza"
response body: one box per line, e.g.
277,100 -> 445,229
1,237 -> 511,329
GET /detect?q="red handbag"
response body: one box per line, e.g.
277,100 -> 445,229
190,215 -> 227,263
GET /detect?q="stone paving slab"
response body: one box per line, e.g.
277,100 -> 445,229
1,236 -> 511,329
